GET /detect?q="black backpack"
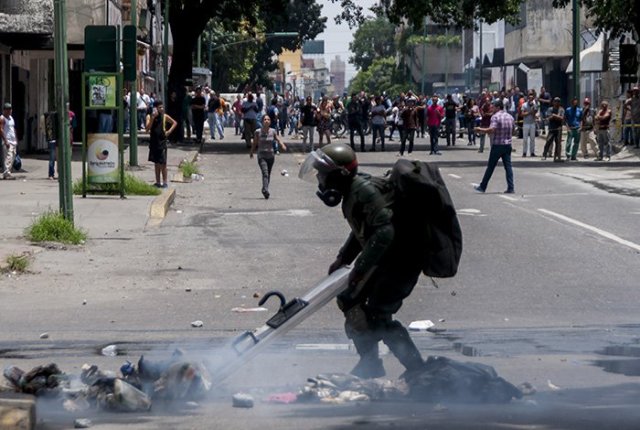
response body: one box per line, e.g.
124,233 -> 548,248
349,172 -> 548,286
372,159 -> 462,278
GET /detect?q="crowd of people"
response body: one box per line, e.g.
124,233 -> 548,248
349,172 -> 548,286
187,85 -> 640,163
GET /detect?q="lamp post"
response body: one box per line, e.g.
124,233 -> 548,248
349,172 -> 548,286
129,0 -> 138,166
572,0 -> 581,100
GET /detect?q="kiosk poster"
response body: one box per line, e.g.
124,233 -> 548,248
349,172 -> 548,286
87,133 -> 119,183
88,75 -> 117,108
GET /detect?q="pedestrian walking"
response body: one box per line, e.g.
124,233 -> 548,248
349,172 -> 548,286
462,99 -> 479,146
241,93 -> 260,148
1,103 -> 18,180
473,99 -> 515,194
190,86 -> 206,144
145,101 -> 177,188
250,115 -> 287,199
542,97 -> 565,162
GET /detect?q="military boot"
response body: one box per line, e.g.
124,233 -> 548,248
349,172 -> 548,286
381,321 -> 424,380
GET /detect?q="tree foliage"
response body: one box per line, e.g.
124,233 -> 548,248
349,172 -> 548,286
331,0 -> 523,28
552,0 -> 640,40
349,16 -> 397,72
162,0 -> 325,139
349,56 -> 414,95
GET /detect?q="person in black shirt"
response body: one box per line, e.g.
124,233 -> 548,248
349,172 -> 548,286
190,87 -> 206,143
300,96 -> 318,152
443,94 -> 458,146
348,93 -> 365,152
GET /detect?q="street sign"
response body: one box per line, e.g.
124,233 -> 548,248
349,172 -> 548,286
84,26 -> 118,72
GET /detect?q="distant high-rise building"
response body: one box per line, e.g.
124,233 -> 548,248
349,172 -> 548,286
330,55 -> 346,95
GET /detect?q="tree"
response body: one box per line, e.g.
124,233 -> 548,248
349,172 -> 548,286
349,16 -> 396,71
163,0 -> 325,140
349,56 -> 413,95
332,0 -> 523,28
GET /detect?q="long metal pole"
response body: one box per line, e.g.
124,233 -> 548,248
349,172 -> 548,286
445,27 -> 449,94
54,0 -> 73,222
479,20 -> 483,93
572,0 -> 581,100
197,36 -> 201,68
421,17 -> 426,95
163,0 -> 169,105
129,0 -> 139,166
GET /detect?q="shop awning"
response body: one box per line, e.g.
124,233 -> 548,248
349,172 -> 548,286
566,33 -> 605,73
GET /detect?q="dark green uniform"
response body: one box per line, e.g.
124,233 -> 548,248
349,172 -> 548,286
336,173 -> 424,378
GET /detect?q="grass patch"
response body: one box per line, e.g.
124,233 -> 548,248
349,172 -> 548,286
25,211 -> 87,245
179,160 -> 200,178
72,173 -> 161,196
3,254 -> 30,274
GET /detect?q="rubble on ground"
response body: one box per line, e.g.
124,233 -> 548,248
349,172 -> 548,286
1,350 -> 211,414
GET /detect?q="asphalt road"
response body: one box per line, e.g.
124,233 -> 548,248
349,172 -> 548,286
2,132 -> 640,429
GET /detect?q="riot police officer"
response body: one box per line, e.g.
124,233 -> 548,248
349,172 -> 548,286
299,143 -> 425,379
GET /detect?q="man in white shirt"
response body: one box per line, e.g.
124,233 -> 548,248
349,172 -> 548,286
1,103 -> 18,179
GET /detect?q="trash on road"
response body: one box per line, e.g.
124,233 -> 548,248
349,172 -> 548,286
153,361 -> 212,401
190,320 -> 204,328
73,418 -> 92,428
101,345 -> 118,357
232,393 -> 254,408
406,356 -> 523,403
39,332 -> 50,339
547,380 -> 561,391
265,392 -> 297,404
2,363 -> 66,396
408,320 -> 435,331
281,169 -> 289,177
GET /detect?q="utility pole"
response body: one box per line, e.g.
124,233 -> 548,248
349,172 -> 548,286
54,0 -> 73,222
479,20 -> 483,94
163,0 -> 169,105
572,0 -> 581,101
197,36 -> 201,68
445,27 -> 449,95
421,17 -> 426,95
129,0 -> 139,166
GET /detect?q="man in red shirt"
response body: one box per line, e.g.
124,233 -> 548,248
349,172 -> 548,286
426,95 -> 444,155
478,96 -> 494,153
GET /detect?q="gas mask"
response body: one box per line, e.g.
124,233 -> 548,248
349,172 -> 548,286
316,183 -> 342,207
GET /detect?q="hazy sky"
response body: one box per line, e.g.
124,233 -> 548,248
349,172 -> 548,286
314,0 -> 378,83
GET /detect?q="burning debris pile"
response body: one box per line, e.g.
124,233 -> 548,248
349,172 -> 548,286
1,350 -> 211,414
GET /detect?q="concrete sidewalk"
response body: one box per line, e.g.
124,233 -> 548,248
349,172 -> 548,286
0,141 -> 198,267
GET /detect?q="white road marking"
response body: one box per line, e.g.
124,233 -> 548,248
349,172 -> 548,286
499,195 -> 519,202
538,208 -> 640,252
457,208 -> 486,217
223,209 -> 312,217
448,174 -> 462,179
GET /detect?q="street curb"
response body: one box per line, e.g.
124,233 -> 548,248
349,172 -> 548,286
0,393 -> 36,430
149,187 -> 176,219
147,151 -> 198,220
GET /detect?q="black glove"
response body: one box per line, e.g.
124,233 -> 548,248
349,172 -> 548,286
328,257 -> 344,275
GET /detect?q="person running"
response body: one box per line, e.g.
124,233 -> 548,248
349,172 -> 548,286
250,115 -> 287,199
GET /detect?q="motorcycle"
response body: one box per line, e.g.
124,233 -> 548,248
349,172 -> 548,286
330,111 -> 348,138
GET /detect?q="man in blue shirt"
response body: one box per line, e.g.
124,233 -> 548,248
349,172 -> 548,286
564,97 -> 583,161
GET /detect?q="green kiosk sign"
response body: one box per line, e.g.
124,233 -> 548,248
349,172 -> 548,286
81,25 -> 125,197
